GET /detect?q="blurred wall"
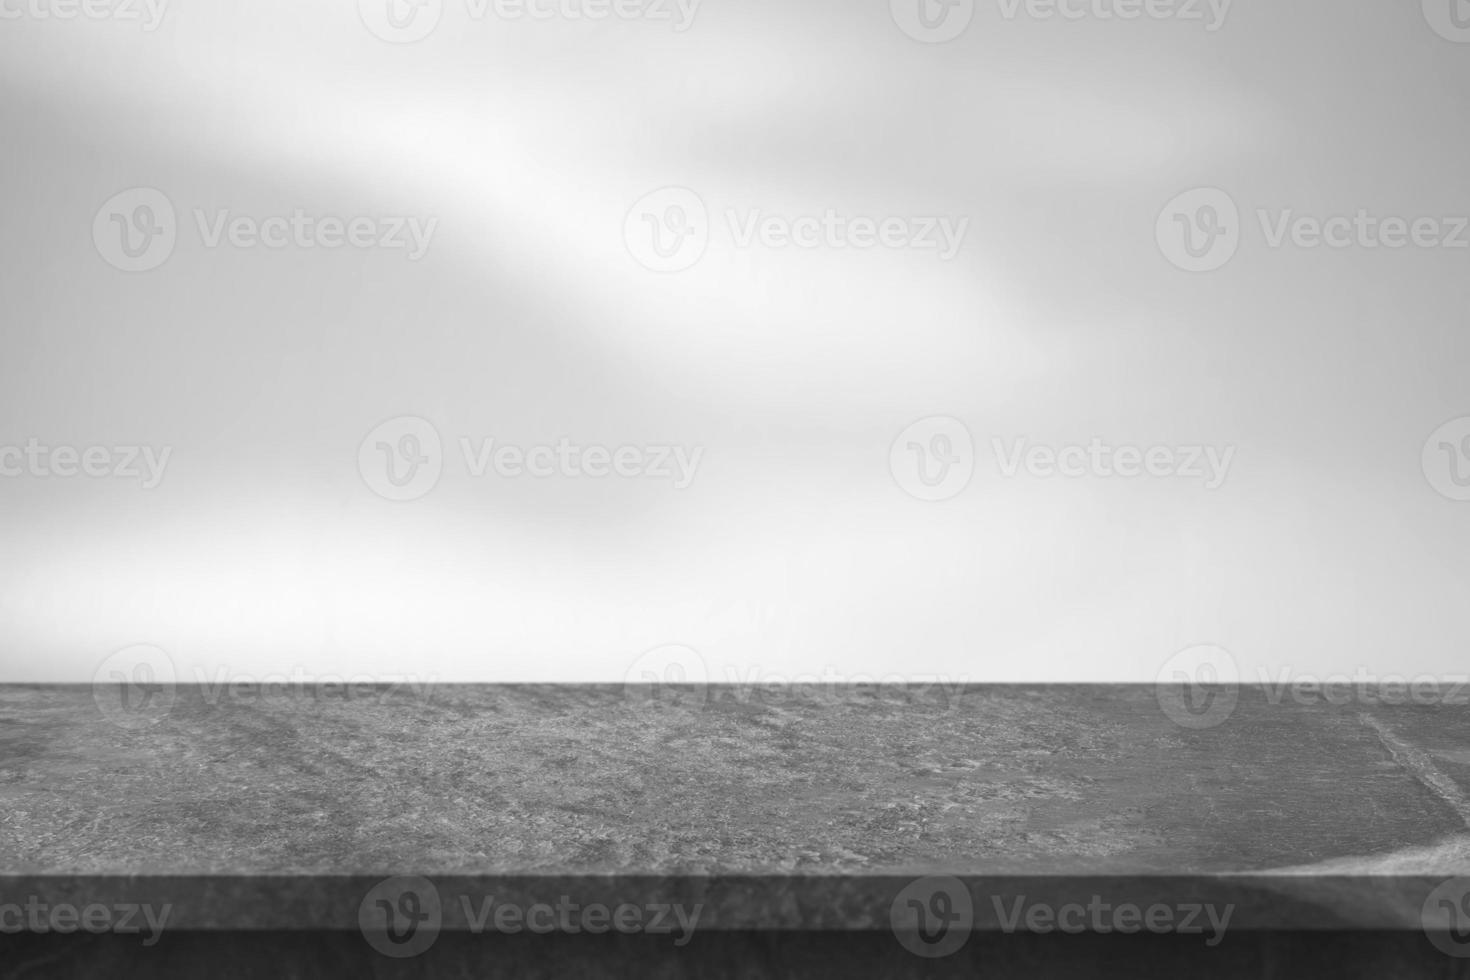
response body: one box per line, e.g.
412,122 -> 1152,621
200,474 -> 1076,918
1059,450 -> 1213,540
1,0 -> 1468,685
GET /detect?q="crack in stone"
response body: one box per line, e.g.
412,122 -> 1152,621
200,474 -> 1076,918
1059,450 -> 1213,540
1358,712 -> 1470,831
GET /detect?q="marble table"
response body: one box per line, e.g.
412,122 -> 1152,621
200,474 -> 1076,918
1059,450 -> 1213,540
4,683 -> 1469,976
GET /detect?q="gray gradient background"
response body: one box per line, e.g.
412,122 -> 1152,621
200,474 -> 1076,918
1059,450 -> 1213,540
1,0 -> 1468,683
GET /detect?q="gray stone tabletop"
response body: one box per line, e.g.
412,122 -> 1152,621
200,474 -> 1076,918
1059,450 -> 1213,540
4,684 -> 1470,933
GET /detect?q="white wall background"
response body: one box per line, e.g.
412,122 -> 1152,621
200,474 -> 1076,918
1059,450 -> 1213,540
1,0 -> 1469,685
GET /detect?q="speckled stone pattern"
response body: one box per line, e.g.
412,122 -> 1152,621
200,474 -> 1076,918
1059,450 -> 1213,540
4,684 -> 1470,933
